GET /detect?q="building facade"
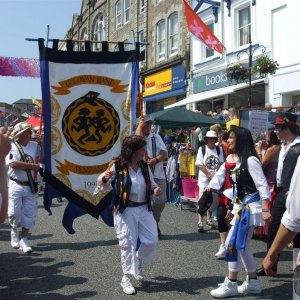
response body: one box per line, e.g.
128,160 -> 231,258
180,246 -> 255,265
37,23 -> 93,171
167,0 -> 300,113
62,0 -> 190,114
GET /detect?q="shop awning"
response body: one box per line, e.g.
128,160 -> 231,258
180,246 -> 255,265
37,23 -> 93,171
165,79 -> 265,109
143,87 -> 186,102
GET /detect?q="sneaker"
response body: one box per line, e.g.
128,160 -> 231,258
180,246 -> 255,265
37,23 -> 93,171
121,275 -> 136,295
238,276 -> 261,294
134,259 -> 144,282
215,244 -> 227,258
210,277 -> 238,298
198,222 -> 204,232
19,237 -> 33,253
206,219 -> 216,229
11,229 -> 20,249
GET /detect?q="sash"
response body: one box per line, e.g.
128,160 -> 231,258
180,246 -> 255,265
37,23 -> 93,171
225,192 -> 260,262
151,136 -> 157,173
13,141 -> 37,194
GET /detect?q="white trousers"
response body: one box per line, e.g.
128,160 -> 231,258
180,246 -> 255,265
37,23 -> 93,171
226,225 -> 256,273
114,205 -> 158,276
8,181 -> 38,230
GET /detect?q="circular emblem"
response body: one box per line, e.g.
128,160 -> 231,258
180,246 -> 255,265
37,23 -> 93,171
62,91 -> 120,156
205,155 -> 219,170
51,126 -> 63,155
51,95 -> 61,124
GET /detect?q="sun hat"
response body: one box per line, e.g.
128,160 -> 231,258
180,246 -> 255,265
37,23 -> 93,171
10,122 -> 33,139
204,130 -> 218,140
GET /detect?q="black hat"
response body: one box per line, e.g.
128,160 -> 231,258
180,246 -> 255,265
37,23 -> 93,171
273,114 -> 298,129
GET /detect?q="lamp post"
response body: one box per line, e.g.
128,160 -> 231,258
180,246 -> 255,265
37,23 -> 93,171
236,39 -> 266,108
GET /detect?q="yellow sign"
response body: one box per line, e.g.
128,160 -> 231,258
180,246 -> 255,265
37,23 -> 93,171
144,69 -> 172,97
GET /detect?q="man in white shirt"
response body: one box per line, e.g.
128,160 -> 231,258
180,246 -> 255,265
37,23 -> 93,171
6,122 -> 41,253
135,115 -> 167,237
257,114 -> 300,276
263,156 -> 300,276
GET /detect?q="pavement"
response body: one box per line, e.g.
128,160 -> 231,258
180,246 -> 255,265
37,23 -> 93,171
0,198 -> 295,299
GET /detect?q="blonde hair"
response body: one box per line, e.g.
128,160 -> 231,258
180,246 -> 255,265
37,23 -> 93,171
209,124 -> 223,137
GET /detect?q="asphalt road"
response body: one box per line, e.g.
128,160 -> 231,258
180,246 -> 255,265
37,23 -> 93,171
0,198 -> 295,299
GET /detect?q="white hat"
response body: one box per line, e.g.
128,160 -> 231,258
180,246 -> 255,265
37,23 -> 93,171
10,122 -> 33,139
204,130 -> 218,140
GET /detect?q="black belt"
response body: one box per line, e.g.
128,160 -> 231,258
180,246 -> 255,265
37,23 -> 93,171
127,201 -> 147,207
10,177 -> 31,186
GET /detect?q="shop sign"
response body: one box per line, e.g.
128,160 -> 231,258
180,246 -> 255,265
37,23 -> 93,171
144,65 -> 185,97
193,69 -> 232,94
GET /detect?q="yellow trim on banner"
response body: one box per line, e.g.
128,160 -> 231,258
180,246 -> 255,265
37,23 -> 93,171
55,159 -> 109,175
51,75 -> 129,95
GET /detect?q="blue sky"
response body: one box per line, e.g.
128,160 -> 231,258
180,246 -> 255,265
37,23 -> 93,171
0,0 -> 82,103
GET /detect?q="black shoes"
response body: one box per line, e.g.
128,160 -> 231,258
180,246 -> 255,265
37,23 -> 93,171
256,266 -> 277,276
157,225 -> 162,239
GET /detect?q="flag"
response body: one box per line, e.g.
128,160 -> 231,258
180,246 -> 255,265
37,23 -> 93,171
182,0 -> 225,54
38,39 -> 143,233
31,96 -> 42,107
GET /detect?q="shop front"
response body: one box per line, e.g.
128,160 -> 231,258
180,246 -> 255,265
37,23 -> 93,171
143,64 -> 187,114
166,67 -> 266,112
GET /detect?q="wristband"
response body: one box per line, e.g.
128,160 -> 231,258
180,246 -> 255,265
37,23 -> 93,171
262,209 -> 270,212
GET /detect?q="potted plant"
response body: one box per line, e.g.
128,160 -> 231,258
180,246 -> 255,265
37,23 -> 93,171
252,55 -> 279,77
227,63 -> 250,83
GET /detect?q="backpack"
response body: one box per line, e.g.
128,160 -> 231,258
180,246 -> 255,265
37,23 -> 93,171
201,145 -> 220,157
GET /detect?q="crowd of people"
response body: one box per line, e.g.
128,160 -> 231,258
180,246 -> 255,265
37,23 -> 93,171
0,110 -> 300,297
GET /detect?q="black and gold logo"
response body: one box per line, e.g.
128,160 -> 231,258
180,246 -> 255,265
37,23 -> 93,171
62,91 -> 120,156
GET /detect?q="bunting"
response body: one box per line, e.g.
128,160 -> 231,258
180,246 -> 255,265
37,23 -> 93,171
0,57 -> 40,77
38,39 -> 143,233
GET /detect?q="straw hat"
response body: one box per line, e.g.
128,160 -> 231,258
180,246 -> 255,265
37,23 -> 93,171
10,122 -> 33,139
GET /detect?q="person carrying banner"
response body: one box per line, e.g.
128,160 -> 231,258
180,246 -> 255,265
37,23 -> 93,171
96,135 -> 161,295
135,115 -> 167,237
209,126 -> 271,298
0,127 -> 11,223
6,122 -> 41,253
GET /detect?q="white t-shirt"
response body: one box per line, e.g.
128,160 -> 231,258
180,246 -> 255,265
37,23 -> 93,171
195,145 -> 224,188
6,141 -> 39,182
146,133 -> 167,180
282,156 -> 300,232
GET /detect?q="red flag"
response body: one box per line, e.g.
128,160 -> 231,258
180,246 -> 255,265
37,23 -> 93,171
182,0 -> 225,54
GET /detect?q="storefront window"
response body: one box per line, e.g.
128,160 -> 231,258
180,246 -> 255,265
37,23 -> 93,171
228,84 -> 265,108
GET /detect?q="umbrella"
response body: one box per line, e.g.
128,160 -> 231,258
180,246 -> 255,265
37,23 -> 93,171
150,107 -> 224,128
26,115 -> 41,128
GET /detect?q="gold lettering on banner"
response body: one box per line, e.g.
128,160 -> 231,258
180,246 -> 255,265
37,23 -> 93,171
51,75 -> 129,95
55,159 -> 108,175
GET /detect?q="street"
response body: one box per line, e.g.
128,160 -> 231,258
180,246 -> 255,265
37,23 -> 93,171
0,198 -> 294,299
